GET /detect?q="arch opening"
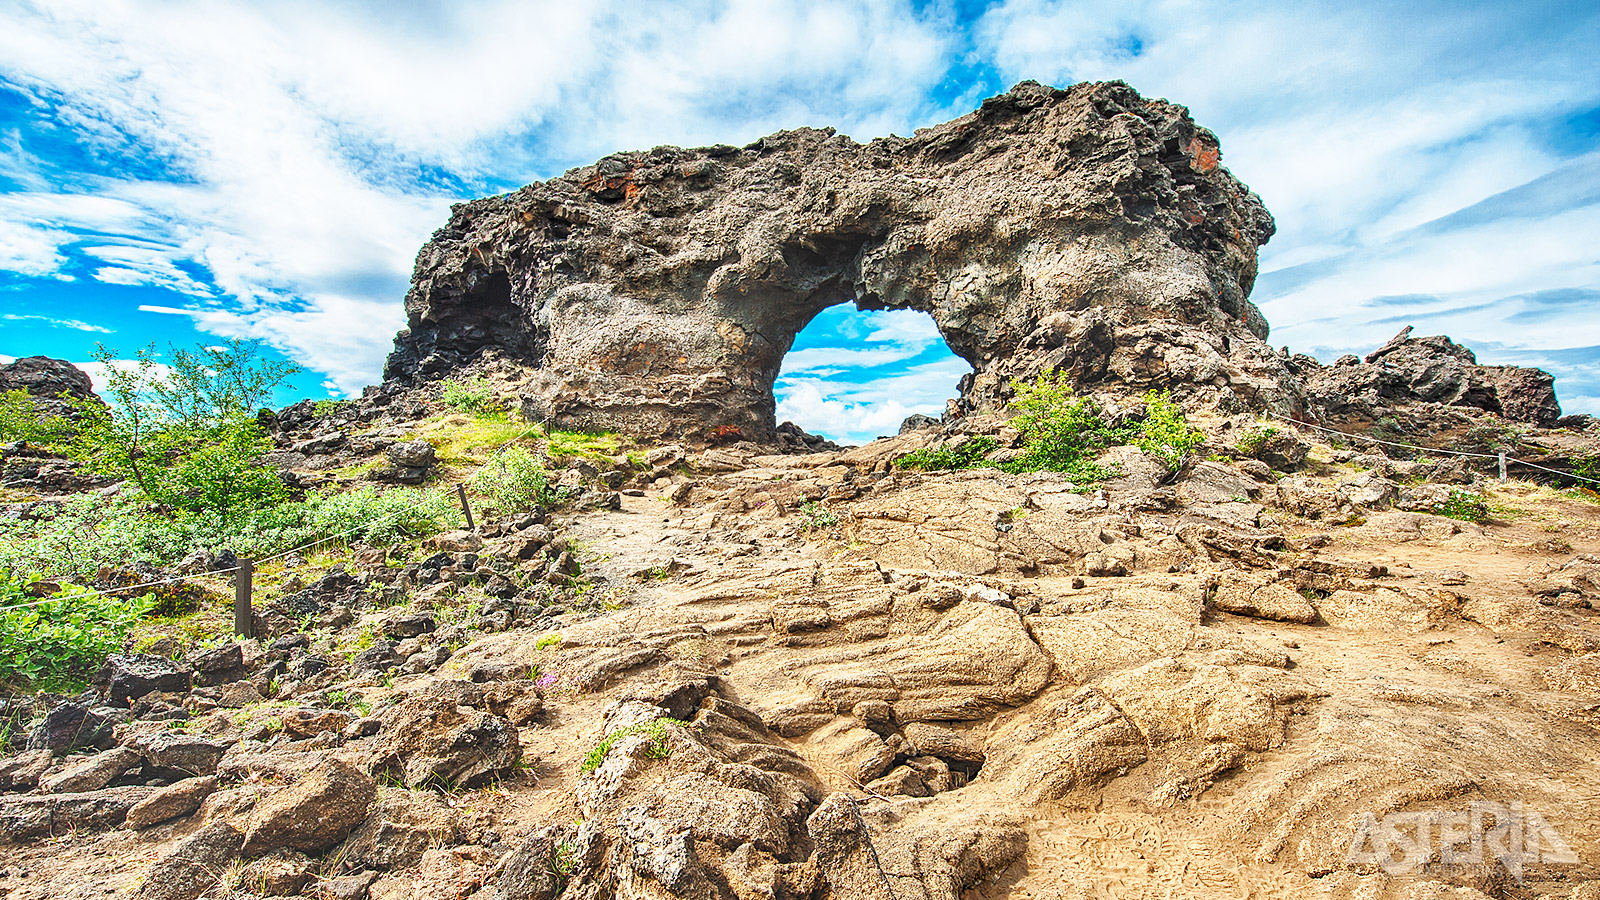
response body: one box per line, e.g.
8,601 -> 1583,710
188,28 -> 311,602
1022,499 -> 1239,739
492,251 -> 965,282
774,302 -> 972,446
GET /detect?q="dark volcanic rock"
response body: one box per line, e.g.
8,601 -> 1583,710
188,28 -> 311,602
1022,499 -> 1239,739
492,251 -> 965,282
97,654 -> 192,707
28,701 -> 116,755
385,80 -> 1286,440
240,757 -> 376,857
0,356 -> 102,420
1303,327 -> 1561,426
134,819 -> 243,900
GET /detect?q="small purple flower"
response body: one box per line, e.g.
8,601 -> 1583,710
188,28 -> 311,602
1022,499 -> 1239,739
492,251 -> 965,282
536,671 -> 559,688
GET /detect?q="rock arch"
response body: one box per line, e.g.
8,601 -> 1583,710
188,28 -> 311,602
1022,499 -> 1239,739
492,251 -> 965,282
385,80 -> 1293,441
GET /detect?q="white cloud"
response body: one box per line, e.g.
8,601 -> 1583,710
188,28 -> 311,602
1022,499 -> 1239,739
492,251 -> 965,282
73,358 -> 174,395
0,0 -> 1595,415
1,314 -> 111,333
777,357 -> 971,443
0,219 -> 70,279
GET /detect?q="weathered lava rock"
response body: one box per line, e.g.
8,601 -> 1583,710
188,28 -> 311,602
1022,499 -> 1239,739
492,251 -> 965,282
96,654 -> 193,707
0,356 -> 102,420
1300,326 -> 1561,426
385,80 -> 1288,440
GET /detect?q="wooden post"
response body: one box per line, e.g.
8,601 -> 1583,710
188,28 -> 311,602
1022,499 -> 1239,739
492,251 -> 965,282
234,558 -> 254,638
1498,451 -> 1507,482
456,483 -> 476,532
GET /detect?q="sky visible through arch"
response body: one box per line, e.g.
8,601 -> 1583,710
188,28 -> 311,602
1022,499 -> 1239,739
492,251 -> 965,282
778,305 -> 969,445
0,0 -> 1597,436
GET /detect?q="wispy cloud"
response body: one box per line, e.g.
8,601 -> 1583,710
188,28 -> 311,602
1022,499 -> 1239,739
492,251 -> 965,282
1,314 -> 111,332
0,0 -> 1595,417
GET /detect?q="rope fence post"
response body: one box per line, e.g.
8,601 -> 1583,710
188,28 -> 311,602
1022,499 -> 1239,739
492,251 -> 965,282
1499,451 -> 1508,482
456,483 -> 476,532
234,558 -> 254,638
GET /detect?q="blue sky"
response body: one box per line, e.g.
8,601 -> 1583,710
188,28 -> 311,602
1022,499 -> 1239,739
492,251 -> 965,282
1,0 -> 1597,444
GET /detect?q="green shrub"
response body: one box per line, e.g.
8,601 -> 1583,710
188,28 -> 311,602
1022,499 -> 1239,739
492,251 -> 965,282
303,485 -> 462,546
0,390 -> 70,445
441,378 -> 501,416
798,500 -> 839,533
998,372 -> 1133,483
897,436 -> 999,471
0,575 -> 152,687
471,447 -> 562,514
61,341 -> 297,522
1132,390 -> 1205,473
892,376 -> 1205,486
1236,424 -> 1278,458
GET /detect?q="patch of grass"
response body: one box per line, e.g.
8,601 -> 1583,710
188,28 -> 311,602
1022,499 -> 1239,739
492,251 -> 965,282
579,718 -> 684,774
545,429 -> 621,462
535,632 -> 563,651
425,413 -> 535,468
1432,490 -> 1491,524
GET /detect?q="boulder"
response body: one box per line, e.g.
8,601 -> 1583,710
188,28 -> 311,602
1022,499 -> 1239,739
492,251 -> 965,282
0,784 -> 157,842
236,850 -> 316,896
133,820 -> 243,900
0,749 -> 52,791
124,775 -> 217,829
240,757 -> 376,857
335,789 -> 457,871
40,746 -> 141,794
1211,572 -> 1318,624
366,683 -> 521,789
0,356 -> 101,420
124,728 -> 228,777
97,654 -> 192,707
189,643 -> 248,686
27,701 -> 116,754
280,708 -> 353,739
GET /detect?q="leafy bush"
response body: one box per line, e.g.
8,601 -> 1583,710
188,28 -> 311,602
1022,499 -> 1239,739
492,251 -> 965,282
471,447 -> 562,514
0,484 -> 460,583
0,389 -> 70,444
893,375 -> 1205,485
897,436 -> 1000,471
302,485 -> 462,546
1236,424 -> 1279,458
0,575 -> 152,687
60,341 -> 297,522
1132,390 -> 1205,473
441,377 -> 502,416
798,500 -> 839,533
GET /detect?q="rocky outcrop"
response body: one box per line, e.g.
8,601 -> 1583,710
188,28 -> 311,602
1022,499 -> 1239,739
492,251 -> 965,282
1299,326 -> 1562,426
0,356 -> 100,420
386,80 -> 1287,440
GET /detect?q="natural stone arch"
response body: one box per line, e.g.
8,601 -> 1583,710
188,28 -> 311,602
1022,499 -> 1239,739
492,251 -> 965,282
385,80 -> 1292,441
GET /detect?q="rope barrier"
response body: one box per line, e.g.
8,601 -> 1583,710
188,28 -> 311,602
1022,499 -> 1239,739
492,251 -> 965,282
0,412 -> 552,613
1262,410 -> 1600,487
